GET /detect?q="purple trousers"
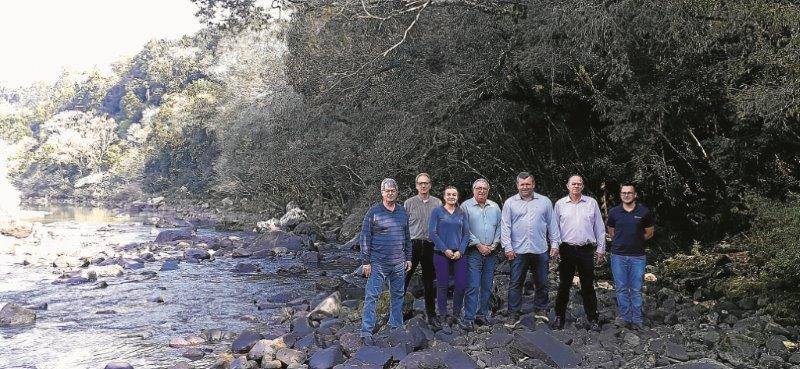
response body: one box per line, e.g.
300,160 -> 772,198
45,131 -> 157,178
433,252 -> 469,317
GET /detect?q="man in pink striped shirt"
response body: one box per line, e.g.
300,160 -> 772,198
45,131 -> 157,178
551,174 -> 606,331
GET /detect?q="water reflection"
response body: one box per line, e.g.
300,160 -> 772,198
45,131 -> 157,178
21,206 -> 129,225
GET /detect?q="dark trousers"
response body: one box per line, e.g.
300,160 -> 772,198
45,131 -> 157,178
554,243 -> 599,321
508,252 -> 550,313
404,239 -> 436,317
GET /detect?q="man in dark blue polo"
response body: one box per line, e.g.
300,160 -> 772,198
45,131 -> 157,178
607,182 -> 655,329
360,178 -> 413,342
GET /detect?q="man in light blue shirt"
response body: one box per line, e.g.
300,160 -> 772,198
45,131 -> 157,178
501,172 -> 560,326
461,178 -> 502,329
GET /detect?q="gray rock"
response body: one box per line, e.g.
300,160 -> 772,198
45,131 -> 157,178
104,362 -> 134,369
277,264 -> 308,276
184,248 -> 210,260
53,255 -> 87,268
309,345 -> 345,369
759,354 -> 785,369
156,229 -> 193,243
485,331 -> 513,349
167,362 -> 191,369
663,359 -> 729,369
230,356 -> 258,369
309,292 -> 341,321
353,346 -> 406,366
292,317 -> 315,336
0,303 -> 36,326
252,230 -> 303,252
248,339 -> 277,361
160,260 -> 180,271
276,348 -> 307,366
233,262 -> 261,273
233,331 -> 265,353
182,348 -> 205,360
261,360 -> 283,369
511,329 -> 580,368
232,248 -> 254,258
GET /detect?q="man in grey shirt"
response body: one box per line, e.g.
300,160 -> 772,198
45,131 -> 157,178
403,172 -> 442,329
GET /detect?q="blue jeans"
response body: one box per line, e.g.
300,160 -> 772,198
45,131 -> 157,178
464,248 -> 497,322
361,262 -> 406,337
610,254 -> 646,325
507,252 -> 549,314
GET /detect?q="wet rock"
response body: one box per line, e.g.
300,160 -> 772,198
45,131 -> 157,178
0,220 -> 33,238
160,260 -> 180,271
511,329 -> 580,368
182,348 -> 205,360
253,230 -> 303,252
121,259 -> 144,270
277,264 -> 308,277
232,248 -> 254,258
276,348 -> 307,366
229,356 -> 258,369
261,359 -> 283,369
169,335 -> 205,348
233,262 -> 261,274
53,255 -> 87,268
292,317 -> 315,336
353,346 -> 406,366
156,229 -> 194,243
25,302 -> 48,311
302,251 -> 321,263
0,302 -> 36,326
184,248 -> 210,260
309,292 -> 341,321
309,345 -> 344,369
398,343 -> 477,369
104,362 -> 133,369
166,362 -> 190,369
88,264 -> 124,277
248,339 -> 277,361
485,330 -> 513,349
233,331 -> 265,353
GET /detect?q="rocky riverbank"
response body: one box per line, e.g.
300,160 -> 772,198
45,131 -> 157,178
3,201 -> 799,369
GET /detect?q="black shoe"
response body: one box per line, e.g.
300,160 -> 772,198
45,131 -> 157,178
458,320 -> 475,331
475,316 -> 492,326
446,315 -> 458,327
504,312 -> 521,328
427,316 -> 442,331
552,316 -> 565,330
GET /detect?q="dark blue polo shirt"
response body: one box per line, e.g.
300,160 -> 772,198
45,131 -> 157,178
607,203 -> 654,256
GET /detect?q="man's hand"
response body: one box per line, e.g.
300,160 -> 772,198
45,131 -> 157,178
595,252 -> 606,264
444,249 -> 454,259
453,251 -> 461,260
405,261 -> 412,272
477,244 -> 491,255
363,264 -> 372,277
550,247 -> 560,259
505,250 -> 516,261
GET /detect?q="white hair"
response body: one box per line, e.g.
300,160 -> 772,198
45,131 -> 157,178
380,178 -> 398,191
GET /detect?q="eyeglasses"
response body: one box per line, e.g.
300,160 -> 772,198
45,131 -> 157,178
416,182 -> 430,186
382,189 -> 397,193
620,192 -> 635,196
474,187 -> 489,191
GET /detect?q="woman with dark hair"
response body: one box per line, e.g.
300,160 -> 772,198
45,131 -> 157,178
429,186 -> 471,329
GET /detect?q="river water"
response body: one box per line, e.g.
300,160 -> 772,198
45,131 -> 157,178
0,207 -> 329,369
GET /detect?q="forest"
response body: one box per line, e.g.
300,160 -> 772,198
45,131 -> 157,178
1,0 -> 799,318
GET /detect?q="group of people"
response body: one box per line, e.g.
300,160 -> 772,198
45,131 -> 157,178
358,172 -> 655,341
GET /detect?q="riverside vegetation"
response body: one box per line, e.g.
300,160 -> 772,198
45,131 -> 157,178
1,0 -> 799,367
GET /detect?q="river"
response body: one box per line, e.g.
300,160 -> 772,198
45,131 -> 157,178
0,206 -> 333,369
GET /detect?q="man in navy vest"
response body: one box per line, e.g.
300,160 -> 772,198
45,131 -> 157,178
607,182 -> 655,329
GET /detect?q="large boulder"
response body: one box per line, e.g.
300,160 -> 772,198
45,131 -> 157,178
511,329 -> 580,368
156,229 -> 194,243
0,302 -> 36,326
252,230 -> 304,252
309,292 -> 341,321
232,331 -> 265,353
309,345 -> 345,369
184,248 -> 210,260
279,204 -> 307,230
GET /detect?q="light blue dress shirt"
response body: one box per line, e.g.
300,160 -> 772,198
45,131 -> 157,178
460,197 -> 502,249
500,193 -> 561,254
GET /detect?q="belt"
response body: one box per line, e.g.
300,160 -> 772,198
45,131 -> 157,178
561,242 -> 596,248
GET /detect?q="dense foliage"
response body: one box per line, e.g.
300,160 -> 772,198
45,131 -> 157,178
2,0 -> 798,250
